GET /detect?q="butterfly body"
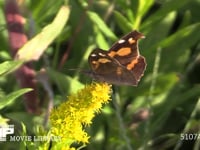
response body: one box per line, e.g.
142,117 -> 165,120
87,30 -> 146,86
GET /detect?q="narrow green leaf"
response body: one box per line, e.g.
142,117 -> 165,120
178,10 -> 192,29
95,30 -> 109,50
0,60 -> 23,76
16,6 -> 70,62
134,0 -> 154,28
114,11 -> 133,33
0,88 -> 33,109
142,11 -> 177,52
138,0 -> 154,17
160,23 -> 200,49
87,11 -> 117,40
145,23 -> 200,72
151,85 -> 200,133
142,0 -> 190,29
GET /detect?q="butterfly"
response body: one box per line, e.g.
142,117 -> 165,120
85,30 -> 146,86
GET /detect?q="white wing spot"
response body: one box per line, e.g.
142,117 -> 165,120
128,37 -> 133,42
128,37 -> 136,44
98,52 -> 106,57
91,53 -> 97,57
118,39 -> 125,44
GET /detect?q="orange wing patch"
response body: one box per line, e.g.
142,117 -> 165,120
127,58 -> 138,70
98,58 -> 112,63
108,48 -> 131,57
91,58 -> 111,70
128,38 -> 136,44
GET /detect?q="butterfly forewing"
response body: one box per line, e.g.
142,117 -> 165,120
88,49 -> 118,74
88,49 -> 138,85
108,30 -> 145,67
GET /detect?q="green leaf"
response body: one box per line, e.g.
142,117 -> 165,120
0,60 -> 23,76
137,0 -> 154,18
159,23 -> 200,49
142,11 -> 177,52
47,69 -> 84,96
134,0 -> 154,28
142,0 -> 190,29
16,6 -> 70,62
0,88 -> 33,109
151,85 -> 200,133
87,11 -> 117,40
145,23 -> 200,72
114,11 -> 133,33
161,23 -> 200,70
95,30 -> 110,50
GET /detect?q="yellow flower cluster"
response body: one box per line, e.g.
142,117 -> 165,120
50,82 -> 112,148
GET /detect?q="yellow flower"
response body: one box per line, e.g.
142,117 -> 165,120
50,82 -> 112,149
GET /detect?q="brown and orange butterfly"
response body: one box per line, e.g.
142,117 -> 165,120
85,30 -> 146,86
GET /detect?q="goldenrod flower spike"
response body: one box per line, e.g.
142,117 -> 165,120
50,82 -> 112,149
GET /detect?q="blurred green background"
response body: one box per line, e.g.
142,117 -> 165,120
0,0 -> 200,149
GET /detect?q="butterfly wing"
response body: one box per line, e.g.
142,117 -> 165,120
87,30 -> 146,86
108,30 -> 144,66
107,30 -> 146,82
88,49 -> 138,85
